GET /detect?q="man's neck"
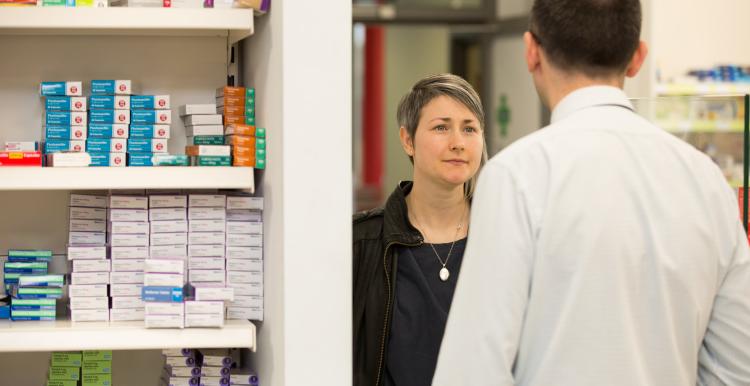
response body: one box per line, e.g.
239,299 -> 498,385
545,72 -> 625,111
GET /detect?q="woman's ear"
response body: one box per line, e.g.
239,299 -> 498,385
400,126 -> 414,157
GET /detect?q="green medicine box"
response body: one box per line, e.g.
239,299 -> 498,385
43,0 -> 69,6
47,380 -> 78,386
83,351 -> 112,362
82,360 -> 112,375
82,373 -> 112,386
190,135 -> 225,146
4,261 -> 48,270
245,116 -> 255,126
48,366 -> 80,381
12,298 -> 56,307
194,156 -> 231,166
153,155 -> 190,166
51,352 -> 82,367
8,250 -> 52,258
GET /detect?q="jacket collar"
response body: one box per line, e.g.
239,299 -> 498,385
551,85 -> 633,123
382,181 -> 423,246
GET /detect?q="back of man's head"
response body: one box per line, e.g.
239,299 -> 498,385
530,0 -> 642,78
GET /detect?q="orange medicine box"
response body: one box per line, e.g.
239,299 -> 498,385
225,135 -> 255,148
232,145 -> 265,160
220,105 -> 246,117
216,95 -> 245,107
232,154 -> 254,167
216,86 -> 245,98
225,124 -> 258,137
224,115 -> 245,125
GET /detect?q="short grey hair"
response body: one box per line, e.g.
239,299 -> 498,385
396,73 -> 488,198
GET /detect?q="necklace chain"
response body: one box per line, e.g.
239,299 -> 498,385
410,202 -> 467,269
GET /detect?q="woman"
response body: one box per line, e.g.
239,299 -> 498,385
353,73 -> 487,386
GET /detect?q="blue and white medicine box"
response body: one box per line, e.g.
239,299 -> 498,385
129,125 -> 170,139
91,80 -> 132,95
131,95 -> 170,110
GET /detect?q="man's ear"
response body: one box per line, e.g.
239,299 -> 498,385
625,41 -> 648,78
524,31 -> 541,73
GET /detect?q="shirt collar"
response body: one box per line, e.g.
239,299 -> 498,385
550,85 -> 634,123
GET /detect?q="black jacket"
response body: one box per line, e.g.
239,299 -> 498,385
353,181 -> 424,386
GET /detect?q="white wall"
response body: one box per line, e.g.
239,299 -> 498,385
384,26 -> 450,192
243,1 -> 352,385
488,35 -> 541,153
496,0 -> 532,19
652,0 -> 750,83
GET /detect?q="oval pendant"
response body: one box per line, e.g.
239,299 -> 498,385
439,267 -> 450,282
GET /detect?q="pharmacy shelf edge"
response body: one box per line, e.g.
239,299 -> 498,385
0,319 -> 256,352
0,7 -> 253,44
0,167 -> 255,191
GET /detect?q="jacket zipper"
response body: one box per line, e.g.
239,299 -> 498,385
375,239 -> 419,386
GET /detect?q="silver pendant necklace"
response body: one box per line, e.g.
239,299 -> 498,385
411,203 -> 466,282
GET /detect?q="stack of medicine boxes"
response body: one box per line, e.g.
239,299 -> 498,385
81,350 -> 113,386
68,194 -> 110,322
197,348 -> 235,385
216,86 -> 254,127
48,351 -> 82,386
217,86 -> 266,168
186,194 -> 228,327
128,94 -> 171,166
88,80 -> 132,167
5,249 -> 58,322
161,348 -> 202,386
179,104 -> 229,166
41,81 -> 87,159
109,194 -> 150,318
223,123 -> 266,169
225,196 -> 264,321
180,104 -> 223,148
108,195 -> 148,321
144,193 -> 186,328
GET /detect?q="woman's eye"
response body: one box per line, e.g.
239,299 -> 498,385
434,125 -> 447,131
464,126 -> 476,133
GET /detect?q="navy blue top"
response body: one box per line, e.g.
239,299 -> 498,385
384,237 -> 467,386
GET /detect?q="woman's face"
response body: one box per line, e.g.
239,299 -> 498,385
401,95 -> 484,189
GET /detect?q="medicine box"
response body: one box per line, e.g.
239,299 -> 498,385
129,124 -> 170,139
40,81 -> 82,97
89,95 -> 130,110
88,124 -> 129,139
89,152 -> 126,167
130,95 -> 170,110
91,79 -> 132,95
46,96 -> 87,112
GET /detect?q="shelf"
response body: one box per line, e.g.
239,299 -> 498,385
0,166 -> 255,191
0,319 -> 255,352
660,120 -> 744,133
0,7 -> 254,43
656,83 -> 750,96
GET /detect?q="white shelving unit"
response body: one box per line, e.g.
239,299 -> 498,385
0,6 -> 261,384
0,319 -> 256,352
0,7 -> 254,43
656,83 -> 750,97
0,166 -> 254,190
0,1 -> 352,385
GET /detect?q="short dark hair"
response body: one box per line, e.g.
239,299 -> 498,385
529,0 -> 642,77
